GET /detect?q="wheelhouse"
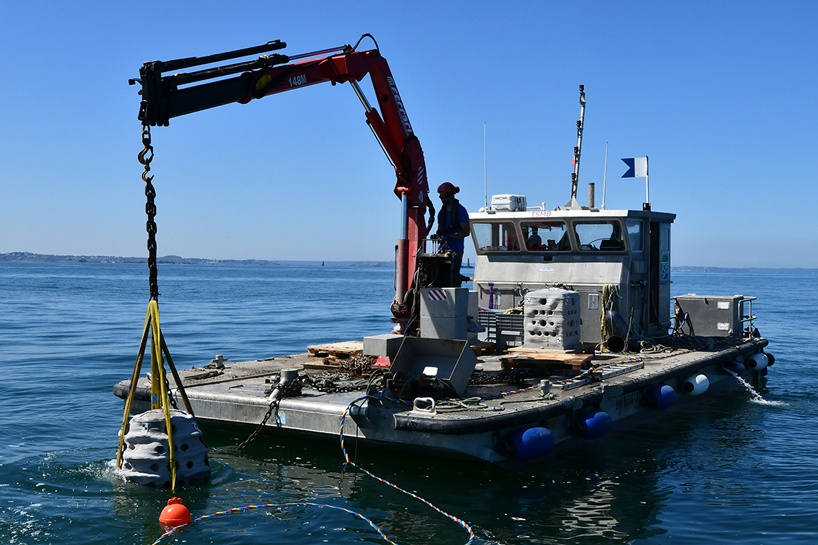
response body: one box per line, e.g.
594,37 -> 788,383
470,200 -> 675,346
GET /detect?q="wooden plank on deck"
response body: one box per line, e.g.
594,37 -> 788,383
307,341 -> 363,359
500,351 -> 593,370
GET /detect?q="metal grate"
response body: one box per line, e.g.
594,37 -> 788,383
478,311 -> 524,350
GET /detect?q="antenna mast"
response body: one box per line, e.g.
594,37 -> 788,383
484,122 -> 488,209
564,85 -> 586,209
602,141 -> 608,209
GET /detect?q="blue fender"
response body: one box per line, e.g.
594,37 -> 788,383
577,411 -> 612,440
645,385 -> 676,410
508,427 -> 555,459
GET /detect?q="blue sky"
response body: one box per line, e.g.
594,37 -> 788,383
1,1 -> 816,267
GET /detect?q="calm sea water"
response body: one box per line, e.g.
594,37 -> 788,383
1,262 -> 817,545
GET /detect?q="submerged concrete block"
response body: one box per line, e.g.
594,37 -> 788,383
117,409 -> 210,488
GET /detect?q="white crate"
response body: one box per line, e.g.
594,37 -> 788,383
490,194 -> 527,211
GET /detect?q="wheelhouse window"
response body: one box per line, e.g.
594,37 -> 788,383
520,221 -> 571,251
473,222 -> 521,252
626,219 -> 643,252
573,220 -> 626,252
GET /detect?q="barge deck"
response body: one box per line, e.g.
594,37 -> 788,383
114,335 -> 769,465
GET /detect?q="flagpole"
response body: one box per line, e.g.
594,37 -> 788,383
484,122 -> 488,209
645,155 -> 650,209
646,174 -> 649,204
602,142 -> 608,210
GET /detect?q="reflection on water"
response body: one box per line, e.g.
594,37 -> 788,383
188,425 -> 683,544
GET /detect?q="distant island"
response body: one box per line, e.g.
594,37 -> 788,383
671,265 -> 817,273
0,252 -> 390,267
1,252 -> 813,271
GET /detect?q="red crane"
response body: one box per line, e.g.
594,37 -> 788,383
132,36 -> 432,322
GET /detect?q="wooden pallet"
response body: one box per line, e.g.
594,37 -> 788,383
500,351 -> 593,370
306,341 -> 363,359
507,345 -> 594,355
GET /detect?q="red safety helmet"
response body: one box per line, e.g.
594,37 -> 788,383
437,182 -> 459,194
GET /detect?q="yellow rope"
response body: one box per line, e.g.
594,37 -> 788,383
148,301 -> 176,491
115,308 -> 152,469
116,300 -> 177,491
600,284 -> 612,343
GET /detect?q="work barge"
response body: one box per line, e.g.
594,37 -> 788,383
114,39 -> 774,468
114,330 -> 769,466
113,172 -> 774,466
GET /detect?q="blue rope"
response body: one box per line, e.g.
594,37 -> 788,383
340,396 -> 476,545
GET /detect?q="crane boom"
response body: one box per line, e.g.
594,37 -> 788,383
131,38 -> 431,321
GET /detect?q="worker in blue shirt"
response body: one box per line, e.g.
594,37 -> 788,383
434,182 -> 470,287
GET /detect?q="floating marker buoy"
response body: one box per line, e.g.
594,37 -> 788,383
682,374 -> 709,396
508,427 -> 555,459
746,352 -> 769,371
577,411 -> 612,439
159,497 -> 191,527
645,385 -> 676,410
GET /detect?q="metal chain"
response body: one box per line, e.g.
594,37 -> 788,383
164,375 -> 179,410
238,401 -> 277,450
138,125 -> 159,300
238,379 -> 301,449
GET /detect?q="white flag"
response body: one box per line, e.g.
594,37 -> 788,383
621,157 -> 648,178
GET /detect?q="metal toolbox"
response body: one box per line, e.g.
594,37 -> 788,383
673,294 -> 754,337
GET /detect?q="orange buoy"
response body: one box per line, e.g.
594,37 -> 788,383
159,497 -> 191,527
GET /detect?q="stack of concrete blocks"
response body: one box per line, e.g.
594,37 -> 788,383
523,288 -> 581,349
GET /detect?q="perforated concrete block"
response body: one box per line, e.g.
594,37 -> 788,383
117,409 -> 210,487
523,288 -> 581,349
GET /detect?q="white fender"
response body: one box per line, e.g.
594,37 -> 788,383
747,352 -> 769,371
682,373 -> 709,396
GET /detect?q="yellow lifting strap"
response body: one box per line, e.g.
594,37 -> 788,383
116,300 -> 193,492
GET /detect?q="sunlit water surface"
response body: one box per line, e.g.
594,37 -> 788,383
1,263 -> 816,544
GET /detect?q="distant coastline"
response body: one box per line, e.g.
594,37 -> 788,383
1,252 -> 814,271
671,265 -> 817,273
0,252 -> 390,267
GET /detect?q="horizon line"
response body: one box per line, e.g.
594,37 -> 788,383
1,252 -> 816,271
